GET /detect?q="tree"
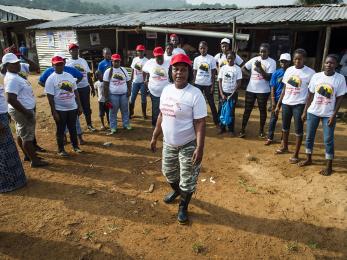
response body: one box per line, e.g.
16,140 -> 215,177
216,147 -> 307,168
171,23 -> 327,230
296,0 -> 343,4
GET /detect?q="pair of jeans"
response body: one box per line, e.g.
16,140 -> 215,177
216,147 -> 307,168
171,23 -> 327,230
195,84 -> 218,125
130,82 -> 147,105
78,87 -> 92,125
56,110 -> 78,151
162,140 -> 201,193
109,93 -> 130,129
241,91 -> 270,132
267,101 -> 278,140
150,94 -> 160,127
305,112 -> 335,160
219,92 -> 238,132
282,104 -> 305,136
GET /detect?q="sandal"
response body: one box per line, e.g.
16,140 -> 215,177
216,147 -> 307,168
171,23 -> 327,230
289,157 -> 299,164
298,160 -> 312,167
264,139 -> 272,146
319,168 -> 332,176
275,148 -> 288,154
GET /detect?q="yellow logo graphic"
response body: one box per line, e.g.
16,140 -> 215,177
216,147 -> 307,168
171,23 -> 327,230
18,71 -> 28,79
74,64 -> 85,72
199,62 -> 209,72
59,81 -> 74,92
154,67 -> 166,77
112,73 -> 125,80
134,63 -> 142,71
287,75 -> 302,88
316,84 -> 333,99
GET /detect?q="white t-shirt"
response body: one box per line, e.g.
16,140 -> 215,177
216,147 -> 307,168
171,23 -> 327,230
94,80 -> 104,102
307,72 -> 347,117
131,56 -> 148,83
172,47 -> 186,56
66,58 -> 91,88
45,72 -> 78,111
282,65 -> 315,105
245,56 -> 276,93
218,64 -> 242,93
103,67 -> 130,95
1,63 -> 29,78
0,84 -> 8,114
214,53 -> 243,68
160,83 -> 207,146
193,54 -> 217,86
164,53 -> 173,63
142,59 -> 170,97
4,72 -> 36,110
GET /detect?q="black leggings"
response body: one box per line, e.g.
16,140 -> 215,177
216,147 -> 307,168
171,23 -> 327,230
195,84 -> 218,125
241,91 -> 269,132
56,110 -> 78,151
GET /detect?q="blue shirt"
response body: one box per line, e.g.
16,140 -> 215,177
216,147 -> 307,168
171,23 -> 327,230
97,59 -> 112,75
39,66 -> 83,85
270,68 -> 285,102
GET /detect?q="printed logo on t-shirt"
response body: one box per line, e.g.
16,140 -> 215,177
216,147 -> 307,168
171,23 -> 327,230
315,83 -> 333,105
153,67 -> 167,79
199,62 -> 209,72
287,75 -> 302,88
252,63 -> 266,80
220,60 -> 227,68
134,63 -> 142,71
59,81 -> 74,92
112,73 -> 125,80
18,71 -> 28,79
74,64 -> 85,72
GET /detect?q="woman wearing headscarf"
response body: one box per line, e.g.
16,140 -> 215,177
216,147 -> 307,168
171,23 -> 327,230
151,54 -> 207,224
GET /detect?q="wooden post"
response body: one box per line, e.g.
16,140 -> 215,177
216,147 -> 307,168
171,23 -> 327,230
321,26 -> 331,71
116,29 -> 119,53
232,17 -> 237,51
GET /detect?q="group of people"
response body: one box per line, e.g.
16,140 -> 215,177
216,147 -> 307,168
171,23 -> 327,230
1,34 -> 346,225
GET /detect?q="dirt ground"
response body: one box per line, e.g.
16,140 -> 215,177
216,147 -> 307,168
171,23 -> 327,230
0,75 -> 346,260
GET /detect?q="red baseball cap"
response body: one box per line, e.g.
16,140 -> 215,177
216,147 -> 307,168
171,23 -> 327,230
51,56 -> 65,64
3,46 -> 21,57
68,43 -> 79,50
111,54 -> 121,61
136,44 -> 145,51
170,53 -> 192,66
170,34 -> 177,38
153,47 -> 164,57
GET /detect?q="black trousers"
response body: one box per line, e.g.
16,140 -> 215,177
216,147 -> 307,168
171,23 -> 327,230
195,84 -> 218,125
241,91 -> 270,132
78,87 -> 92,125
56,110 -> 78,151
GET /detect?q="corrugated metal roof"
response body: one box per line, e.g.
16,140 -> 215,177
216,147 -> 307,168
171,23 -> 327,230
0,4 -> 78,21
28,4 -> 347,30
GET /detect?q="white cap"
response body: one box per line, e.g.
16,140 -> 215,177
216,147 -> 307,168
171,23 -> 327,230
53,52 -> 66,59
279,53 -> 291,61
1,53 -> 20,64
221,38 -> 231,44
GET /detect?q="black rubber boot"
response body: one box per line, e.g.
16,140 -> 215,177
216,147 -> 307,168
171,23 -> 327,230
163,182 -> 180,204
141,103 -> 147,119
129,103 -> 135,119
177,191 -> 193,225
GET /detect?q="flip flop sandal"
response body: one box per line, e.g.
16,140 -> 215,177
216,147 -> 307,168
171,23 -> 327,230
275,148 -> 288,154
289,157 -> 299,164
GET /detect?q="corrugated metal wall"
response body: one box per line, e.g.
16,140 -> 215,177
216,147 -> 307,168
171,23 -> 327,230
35,29 -> 77,70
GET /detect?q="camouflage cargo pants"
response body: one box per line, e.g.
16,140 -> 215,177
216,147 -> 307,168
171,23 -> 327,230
162,140 -> 201,193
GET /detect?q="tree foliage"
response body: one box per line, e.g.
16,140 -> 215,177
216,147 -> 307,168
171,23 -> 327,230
0,0 -> 120,14
296,0 -> 343,4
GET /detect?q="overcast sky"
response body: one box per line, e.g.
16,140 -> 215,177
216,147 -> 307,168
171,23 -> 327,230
187,0 -> 345,7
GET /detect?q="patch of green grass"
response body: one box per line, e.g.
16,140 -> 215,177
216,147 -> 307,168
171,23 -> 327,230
286,241 -> 299,252
238,176 -> 258,194
307,241 -> 319,249
192,242 -> 206,255
83,231 -> 95,242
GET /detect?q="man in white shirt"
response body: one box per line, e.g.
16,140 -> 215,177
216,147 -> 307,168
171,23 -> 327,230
169,34 -> 186,56
129,44 -> 148,119
193,41 -> 218,125
66,43 -> 96,132
240,43 -> 276,138
214,38 -> 244,69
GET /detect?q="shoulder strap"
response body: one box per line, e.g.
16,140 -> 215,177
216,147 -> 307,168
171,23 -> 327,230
120,67 -> 127,79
